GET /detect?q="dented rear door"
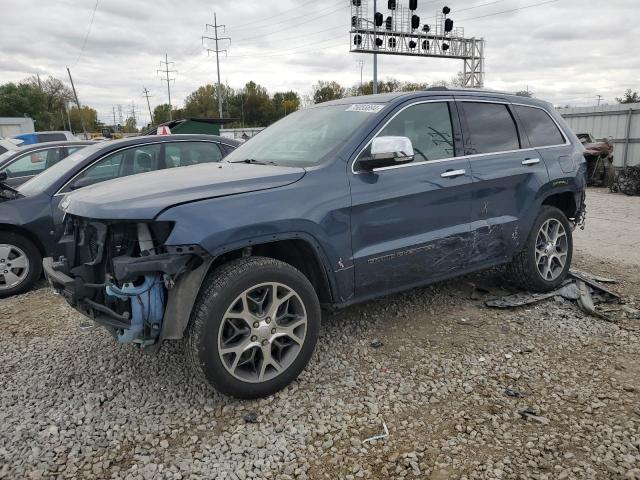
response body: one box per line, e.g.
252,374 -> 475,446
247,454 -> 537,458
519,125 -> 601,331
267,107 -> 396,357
458,98 -> 550,267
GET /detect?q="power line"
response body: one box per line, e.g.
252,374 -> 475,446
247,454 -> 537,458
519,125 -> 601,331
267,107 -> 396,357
232,2 -> 348,41
229,0 -> 322,30
459,0 -> 560,21
157,54 -> 177,121
202,13 -> 230,118
74,0 -> 100,67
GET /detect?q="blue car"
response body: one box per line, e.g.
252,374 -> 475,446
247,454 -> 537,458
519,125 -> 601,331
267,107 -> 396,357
0,134 -> 238,297
46,89 -> 586,398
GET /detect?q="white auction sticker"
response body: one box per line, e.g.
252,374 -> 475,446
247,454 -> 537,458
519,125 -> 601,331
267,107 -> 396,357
346,104 -> 385,113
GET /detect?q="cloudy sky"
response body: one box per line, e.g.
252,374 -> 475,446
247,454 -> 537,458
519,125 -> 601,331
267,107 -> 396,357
1,0 -> 638,125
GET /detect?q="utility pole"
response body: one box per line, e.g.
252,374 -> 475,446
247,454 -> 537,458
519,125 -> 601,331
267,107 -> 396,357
142,87 -> 154,125
157,54 -> 176,121
596,94 -> 603,106
66,66 -> 88,138
112,106 -> 117,132
373,0 -> 378,94
203,12 -> 230,119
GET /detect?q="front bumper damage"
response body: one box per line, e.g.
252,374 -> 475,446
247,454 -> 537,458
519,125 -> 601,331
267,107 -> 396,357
44,217 -> 209,347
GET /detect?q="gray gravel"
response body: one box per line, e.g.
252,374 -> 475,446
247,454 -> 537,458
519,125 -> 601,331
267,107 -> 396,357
1,254 -> 639,480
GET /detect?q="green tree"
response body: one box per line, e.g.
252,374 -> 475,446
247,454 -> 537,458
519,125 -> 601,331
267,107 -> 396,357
153,104 -> 172,124
123,116 -> 137,133
271,91 -> 300,122
183,84 -> 220,118
616,89 -> 640,104
312,81 -> 345,104
69,106 -> 98,132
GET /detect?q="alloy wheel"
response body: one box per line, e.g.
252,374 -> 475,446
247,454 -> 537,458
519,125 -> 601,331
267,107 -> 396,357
0,244 -> 30,291
217,282 -> 308,383
534,218 -> 568,281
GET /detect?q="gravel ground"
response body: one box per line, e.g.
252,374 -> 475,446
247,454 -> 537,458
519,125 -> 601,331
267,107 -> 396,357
1,195 -> 639,480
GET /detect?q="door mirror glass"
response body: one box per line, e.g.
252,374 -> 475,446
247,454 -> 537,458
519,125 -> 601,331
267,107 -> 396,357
357,136 -> 414,171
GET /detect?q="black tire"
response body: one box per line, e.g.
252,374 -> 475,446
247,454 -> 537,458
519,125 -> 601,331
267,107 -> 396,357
186,256 -> 321,399
505,206 -> 573,292
0,231 -> 42,298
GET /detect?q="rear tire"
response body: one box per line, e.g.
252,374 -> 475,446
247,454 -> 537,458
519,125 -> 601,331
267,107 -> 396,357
186,256 -> 321,399
0,232 -> 41,298
505,206 -> 573,292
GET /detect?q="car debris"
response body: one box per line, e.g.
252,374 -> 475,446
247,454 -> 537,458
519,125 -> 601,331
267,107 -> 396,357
505,388 -> 527,398
243,412 -> 258,424
611,165 -> 640,196
577,133 -> 614,187
485,270 -> 620,320
362,421 -> 389,444
519,409 -> 550,425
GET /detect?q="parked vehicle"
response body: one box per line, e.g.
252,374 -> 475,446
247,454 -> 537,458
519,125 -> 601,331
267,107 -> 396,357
45,89 -> 586,399
0,138 -> 23,155
13,131 -> 79,145
0,134 -> 238,297
0,141 -> 92,187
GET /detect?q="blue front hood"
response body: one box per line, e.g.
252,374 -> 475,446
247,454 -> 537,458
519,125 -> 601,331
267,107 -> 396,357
62,162 -> 306,220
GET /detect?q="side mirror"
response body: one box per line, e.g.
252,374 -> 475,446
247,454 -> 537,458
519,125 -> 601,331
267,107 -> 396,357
69,176 -> 94,190
357,136 -> 414,171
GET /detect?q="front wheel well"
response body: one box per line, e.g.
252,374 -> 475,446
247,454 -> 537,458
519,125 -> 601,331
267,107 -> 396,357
0,224 -> 46,257
542,192 -> 578,220
207,239 -> 333,304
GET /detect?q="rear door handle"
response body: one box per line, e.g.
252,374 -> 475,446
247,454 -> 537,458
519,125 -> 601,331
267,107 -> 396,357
522,158 -> 541,166
441,169 -> 466,178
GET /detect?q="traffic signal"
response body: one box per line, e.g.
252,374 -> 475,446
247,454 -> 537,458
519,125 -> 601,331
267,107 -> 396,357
354,34 -> 363,46
374,12 -> 383,26
389,37 -> 397,48
388,0 -> 396,10
442,43 -> 450,51
409,40 -> 417,49
411,14 -> 420,29
385,16 -> 392,30
422,40 -> 429,50
443,6 -> 451,14
444,18 -> 454,32
409,0 -> 418,10
422,24 -> 430,33
375,37 -> 383,46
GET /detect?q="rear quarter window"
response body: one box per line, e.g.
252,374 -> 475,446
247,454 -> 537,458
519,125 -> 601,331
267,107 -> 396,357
514,105 -> 565,147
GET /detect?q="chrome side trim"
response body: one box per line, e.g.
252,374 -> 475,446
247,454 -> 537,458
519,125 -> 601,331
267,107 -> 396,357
352,98 -> 572,175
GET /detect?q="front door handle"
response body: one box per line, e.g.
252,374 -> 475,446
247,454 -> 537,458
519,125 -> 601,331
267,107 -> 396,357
522,158 -> 541,166
441,169 -> 466,178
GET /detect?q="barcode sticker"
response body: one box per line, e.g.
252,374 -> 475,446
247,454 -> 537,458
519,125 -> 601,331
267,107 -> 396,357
346,104 -> 385,113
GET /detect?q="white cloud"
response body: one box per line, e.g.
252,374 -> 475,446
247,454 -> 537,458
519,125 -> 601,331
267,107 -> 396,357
0,0 -> 638,125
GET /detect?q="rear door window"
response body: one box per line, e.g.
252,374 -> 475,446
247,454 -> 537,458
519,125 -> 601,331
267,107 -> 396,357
461,102 -> 520,155
165,142 -> 223,168
514,105 -> 565,147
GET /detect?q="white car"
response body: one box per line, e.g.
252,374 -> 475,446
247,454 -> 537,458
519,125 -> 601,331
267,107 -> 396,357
0,138 -> 23,155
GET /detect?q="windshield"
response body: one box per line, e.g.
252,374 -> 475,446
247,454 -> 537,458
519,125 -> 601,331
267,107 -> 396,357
224,103 -> 384,167
18,142 -> 104,196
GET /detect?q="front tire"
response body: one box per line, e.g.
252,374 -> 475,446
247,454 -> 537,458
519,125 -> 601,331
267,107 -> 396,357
0,232 -> 42,298
186,256 -> 321,399
505,206 -> 573,292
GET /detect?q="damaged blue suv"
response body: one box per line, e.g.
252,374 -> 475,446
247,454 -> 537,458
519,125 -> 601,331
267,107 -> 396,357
45,89 -> 586,398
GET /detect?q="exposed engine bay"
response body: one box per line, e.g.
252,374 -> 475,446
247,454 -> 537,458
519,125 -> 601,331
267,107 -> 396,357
46,216 -> 206,346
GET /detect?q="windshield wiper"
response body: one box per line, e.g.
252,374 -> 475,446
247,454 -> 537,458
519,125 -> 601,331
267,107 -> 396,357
231,158 -> 278,166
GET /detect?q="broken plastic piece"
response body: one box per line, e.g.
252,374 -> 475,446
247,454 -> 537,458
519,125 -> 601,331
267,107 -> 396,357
363,421 -> 389,443
519,409 -> 550,425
